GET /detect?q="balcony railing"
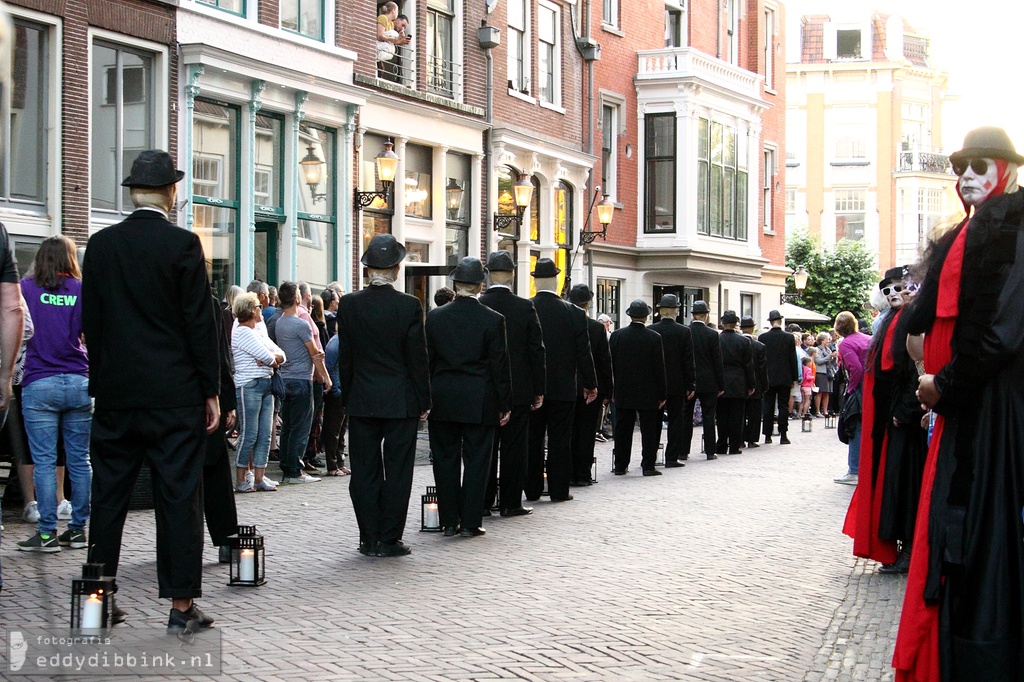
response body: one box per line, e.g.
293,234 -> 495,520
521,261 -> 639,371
637,47 -> 762,100
898,147 -> 952,175
426,54 -> 461,100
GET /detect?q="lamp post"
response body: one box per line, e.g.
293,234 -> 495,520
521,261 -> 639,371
561,187 -> 615,297
492,173 -> 534,234
353,140 -> 400,210
299,144 -> 327,204
780,266 -> 809,304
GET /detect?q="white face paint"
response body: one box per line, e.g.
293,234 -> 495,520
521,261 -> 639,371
958,157 -> 999,207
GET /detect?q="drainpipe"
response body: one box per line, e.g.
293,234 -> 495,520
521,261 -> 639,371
478,20 -> 499,257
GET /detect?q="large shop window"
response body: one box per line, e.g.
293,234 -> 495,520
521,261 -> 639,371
192,99 -> 240,299
296,124 -> 337,292
445,152 -> 470,267
644,113 -> 675,233
495,165 -> 521,240
507,0 -> 529,93
404,143 -> 433,219
597,278 -> 620,327
698,117 -> 748,240
91,40 -> 155,217
427,0 -> 456,98
360,133 -> 393,254
553,180 -> 572,293
0,19 -> 47,210
281,0 -> 324,41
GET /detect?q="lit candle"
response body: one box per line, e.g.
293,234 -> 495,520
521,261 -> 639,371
82,593 -> 103,629
239,549 -> 255,583
424,502 -> 439,528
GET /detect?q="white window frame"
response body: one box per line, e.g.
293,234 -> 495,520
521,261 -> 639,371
664,0 -> 687,48
763,146 -> 777,233
537,0 -> 561,109
725,0 -> 739,65
764,5 -> 776,90
599,93 -> 625,203
603,0 -> 619,28
835,187 -> 866,241
507,0 -> 531,97
192,153 -> 223,199
823,22 -> 871,62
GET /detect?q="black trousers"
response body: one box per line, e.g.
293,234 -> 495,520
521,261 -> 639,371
347,416 -> 418,546
683,392 -> 718,456
570,397 -> 602,482
715,397 -> 746,454
526,399 -> 574,501
89,405 -> 206,599
321,392 -> 348,471
429,420 -> 495,531
613,407 -> 662,471
663,394 -> 687,463
743,396 -> 762,444
762,385 -> 791,437
485,404 -> 530,512
203,424 -> 238,547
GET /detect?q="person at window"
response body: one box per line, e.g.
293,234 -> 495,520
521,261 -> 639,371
377,2 -> 410,83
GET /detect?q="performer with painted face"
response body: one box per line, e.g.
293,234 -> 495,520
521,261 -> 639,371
893,127 -> 1024,682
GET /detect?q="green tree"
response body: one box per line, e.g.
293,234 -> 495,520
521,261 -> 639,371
785,230 -> 877,321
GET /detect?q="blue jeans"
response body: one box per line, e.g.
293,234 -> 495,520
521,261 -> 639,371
22,374 -> 92,534
235,378 -> 274,469
847,422 -> 862,476
278,379 -> 313,478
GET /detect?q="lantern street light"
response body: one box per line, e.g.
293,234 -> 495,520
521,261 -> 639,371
492,174 -> 534,234
580,192 -> 615,245
780,265 -> 809,304
299,144 -> 328,204
445,178 -> 465,221
353,140 -> 400,210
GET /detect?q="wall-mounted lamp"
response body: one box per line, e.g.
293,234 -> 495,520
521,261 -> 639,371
353,140 -> 400,210
780,265 -> 809,304
580,189 -> 614,245
299,145 -> 327,204
446,178 -> 465,220
492,173 -> 534,233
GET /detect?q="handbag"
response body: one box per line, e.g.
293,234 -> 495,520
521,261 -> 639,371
271,370 -> 286,401
837,387 -> 862,445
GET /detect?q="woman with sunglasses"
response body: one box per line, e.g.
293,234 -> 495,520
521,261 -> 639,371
893,127 -> 1024,682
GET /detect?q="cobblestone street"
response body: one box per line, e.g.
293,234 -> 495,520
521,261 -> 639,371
2,420 -> 905,680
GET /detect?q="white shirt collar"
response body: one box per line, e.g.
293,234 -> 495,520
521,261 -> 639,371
135,207 -> 169,220
488,284 -> 512,291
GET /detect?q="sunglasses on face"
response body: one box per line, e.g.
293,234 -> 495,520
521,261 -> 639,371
952,158 -> 990,177
881,284 -> 904,297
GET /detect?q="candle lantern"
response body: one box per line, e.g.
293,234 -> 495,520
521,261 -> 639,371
591,456 -> 598,484
70,562 -> 114,632
801,415 -> 813,433
824,413 -> 837,429
420,486 -> 441,532
656,444 -> 665,467
542,463 -> 549,497
227,525 -> 266,586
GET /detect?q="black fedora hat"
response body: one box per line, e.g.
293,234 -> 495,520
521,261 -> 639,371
485,251 -> 516,272
531,258 -> 560,278
656,293 -> 681,308
121,150 -> 185,188
361,233 -> 407,269
449,257 -> 487,284
879,265 -> 909,289
767,309 -> 783,321
568,284 -> 594,304
949,126 -> 1024,167
626,299 -> 650,318
721,310 -> 739,324
740,315 -> 756,328
691,300 -> 710,315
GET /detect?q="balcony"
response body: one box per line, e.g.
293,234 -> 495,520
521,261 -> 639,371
636,47 -> 763,103
897,147 -> 952,175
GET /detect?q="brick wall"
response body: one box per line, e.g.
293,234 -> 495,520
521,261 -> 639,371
756,0 -> 786,268
800,15 -> 826,64
258,0 -> 279,29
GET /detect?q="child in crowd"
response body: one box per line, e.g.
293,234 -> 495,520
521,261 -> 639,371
799,353 -> 815,417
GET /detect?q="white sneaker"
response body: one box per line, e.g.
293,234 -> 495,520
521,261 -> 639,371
254,479 -> 278,492
833,473 -> 859,485
281,474 -> 321,484
261,475 -> 279,486
57,500 -> 73,520
23,501 -> 39,523
245,469 -> 255,485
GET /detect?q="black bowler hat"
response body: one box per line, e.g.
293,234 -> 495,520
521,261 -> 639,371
361,233 -> 407,269
691,300 -> 710,315
568,284 -> 594,304
879,265 -> 909,289
449,257 -> 487,284
721,310 -> 739,324
485,251 -> 516,272
767,309 -> 783,321
121,150 -> 185,188
656,293 -> 681,308
531,258 -> 560,278
626,299 -> 650,318
949,126 -> 1024,167
740,315 -> 756,328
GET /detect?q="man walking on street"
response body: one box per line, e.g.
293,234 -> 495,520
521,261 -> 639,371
759,310 -> 799,445
648,294 -> 695,467
684,300 -> 724,460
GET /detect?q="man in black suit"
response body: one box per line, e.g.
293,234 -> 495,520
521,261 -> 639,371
479,251 -> 545,517
337,234 -> 431,557
609,300 -> 667,476
82,150 -> 220,632
567,284 -> 612,486
758,310 -> 799,445
715,311 -> 755,455
426,258 -> 512,537
740,316 -> 768,449
527,259 -> 597,503
648,294 -> 695,467
684,300 -> 725,460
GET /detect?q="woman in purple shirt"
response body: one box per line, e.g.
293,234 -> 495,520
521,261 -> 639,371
834,311 -> 871,484
15,236 -> 91,553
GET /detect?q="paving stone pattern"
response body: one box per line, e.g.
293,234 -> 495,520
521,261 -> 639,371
1,421 -> 906,680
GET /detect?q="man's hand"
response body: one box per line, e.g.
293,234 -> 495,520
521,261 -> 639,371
658,399 -> 666,409
532,395 -> 544,411
420,410 -> 430,420
499,411 -> 511,426
687,390 -> 695,400
917,374 -> 940,411
225,409 -> 237,431
718,390 -> 725,397
205,396 -> 221,434
322,377 -> 333,393
584,388 -> 598,404
748,388 -> 755,396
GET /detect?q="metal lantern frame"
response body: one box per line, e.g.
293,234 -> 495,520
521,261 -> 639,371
591,456 -> 598,484
420,486 -> 441,532
227,525 -> 266,587
825,413 -> 837,429
801,415 -> 813,432
70,562 -> 115,633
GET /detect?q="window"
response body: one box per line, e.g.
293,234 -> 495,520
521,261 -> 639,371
445,152 -> 470,267
91,40 -> 155,216
785,187 -> 796,214
665,0 -> 686,47
724,0 -> 738,65
698,118 -> 748,240
253,114 -> 283,211
360,133 -> 393,256
538,2 -> 560,106
764,7 -> 775,89
281,0 -> 323,41
917,187 -> 944,241
554,181 -> 572,292
834,126 -> 867,160
296,125 -> 336,292
427,0 -> 456,98
763,147 -> 776,233
835,189 -> 866,241
528,176 -> 540,242
404,143 -> 433,219
0,19 -> 47,208
837,29 -> 862,59
603,0 -> 618,26
597,278 -> 620,327
192,100 -> 240,300
197,0 -> 245,15
644,113 -> 675,233
495,165 -> 523,238
507,0 -> 529,93
740,293 -> 754,320
601,104 -> 617,200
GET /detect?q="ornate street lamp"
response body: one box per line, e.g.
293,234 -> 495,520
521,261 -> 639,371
780,266 -> 809,304
446,178 -> 465,220
492,174 -> 534,233
353,140 -> 400,210
299,144 -> 327,204
580,192 -> 615,245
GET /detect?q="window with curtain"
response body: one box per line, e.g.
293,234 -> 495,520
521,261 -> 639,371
427,0 -> 456,98
665,0 -> 686,47
644,113 -> 675,233
601,104 -> 617,200
192,100 -> 239,299
697,117 -> 748,240
1,19 -> 47,209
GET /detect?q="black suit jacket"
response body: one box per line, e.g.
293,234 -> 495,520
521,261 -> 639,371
609,321 -> 667,410
649,318 -> 696,396
531,291 -> 596,402
719,329 -> 755,398
82,210 -> 219,409
479,286 -> 545,407
689,320 -> 725,393
758,327 -> 800,387
585,315 -> 613,401
426,297 -> 512,425
745,334 -> 769,396
336,284 -> 431,418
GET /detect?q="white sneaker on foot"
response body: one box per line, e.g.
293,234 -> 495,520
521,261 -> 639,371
833,473 -> 858,485
254,479 -> 278,491
281,474 -> 321,484
245,469 -> 255,485
57,500 -> 73,520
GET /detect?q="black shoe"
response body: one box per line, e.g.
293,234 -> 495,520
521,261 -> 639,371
302,461 -> 321,473
706,453 -> 718,460
878,549 -> 911,574
525,496 -> 540,502
443,526 -> 460,537
500,507 -> 533,517
642,469 -> 663,476
764,436 -> 773,444
110,596 -> 126,625
600,429 -> 613,439
358,541 -> 372,556
664,461 -> 685,468
779,436 -> 791,445
483,509 -> 492,516
218,545 -> 231,564
460,527 -> 486,537
746,442 -> 760,448
550,495 -> 574,502
374,541 -> 412,557
612,468 -> 627,475
167,603 -> 215,634
268,449 -> 280,462
728,449 -> 742,455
